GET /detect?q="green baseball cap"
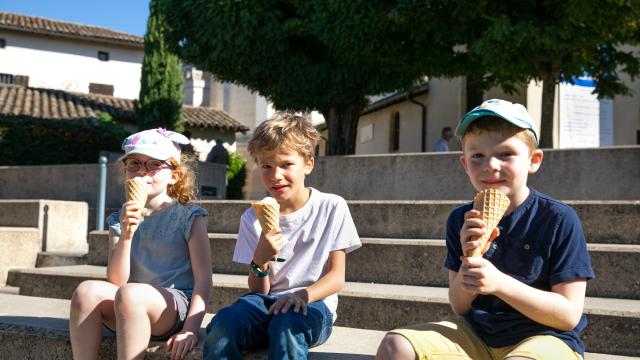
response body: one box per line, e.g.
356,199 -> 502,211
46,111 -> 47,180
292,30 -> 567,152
455,99 -> 539,144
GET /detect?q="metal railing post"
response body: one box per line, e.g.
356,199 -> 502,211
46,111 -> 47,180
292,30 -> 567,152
97,156 -> 108,231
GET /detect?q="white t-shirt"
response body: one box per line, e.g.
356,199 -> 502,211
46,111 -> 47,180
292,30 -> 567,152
233,187 -> 361,321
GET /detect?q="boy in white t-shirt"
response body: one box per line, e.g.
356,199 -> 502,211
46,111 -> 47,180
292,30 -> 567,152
203,112 -> 361,359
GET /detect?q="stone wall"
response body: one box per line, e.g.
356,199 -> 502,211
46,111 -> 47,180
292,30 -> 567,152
0,162 -> 226,207
307,146 -> 640,200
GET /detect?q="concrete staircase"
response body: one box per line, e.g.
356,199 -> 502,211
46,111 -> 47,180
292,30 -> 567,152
0,200 -> 88,286
2,200 -> 640,358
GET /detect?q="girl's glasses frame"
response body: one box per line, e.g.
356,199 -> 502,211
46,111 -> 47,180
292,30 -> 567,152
123,158 -> 174,173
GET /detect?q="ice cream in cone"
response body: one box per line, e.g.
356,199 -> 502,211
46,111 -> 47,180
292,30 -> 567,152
124,177 -> 147,235
467,189 -> 510,257
252,197 -> 280,233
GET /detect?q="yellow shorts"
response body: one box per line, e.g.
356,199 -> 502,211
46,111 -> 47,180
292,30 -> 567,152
390,317 -> 582,360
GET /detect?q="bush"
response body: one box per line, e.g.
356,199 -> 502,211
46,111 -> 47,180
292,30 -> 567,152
0,115 -> 130,165
226,151 -> 246,199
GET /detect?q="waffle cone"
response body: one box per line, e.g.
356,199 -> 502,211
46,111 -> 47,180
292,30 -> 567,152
251,201 -> 279,233
124,178 -> 147,234
468,189 -> 510,257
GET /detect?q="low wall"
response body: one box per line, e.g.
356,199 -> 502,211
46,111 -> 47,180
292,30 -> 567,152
0,162 -> 227,208
307,146 -> 640,200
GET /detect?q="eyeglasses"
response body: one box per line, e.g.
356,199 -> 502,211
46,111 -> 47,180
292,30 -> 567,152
123,158 -> 174,173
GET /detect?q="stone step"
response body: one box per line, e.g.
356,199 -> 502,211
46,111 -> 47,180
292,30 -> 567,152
0,200 -> 88,252
0,293 -> 634,360
7,265 -> 640,356
91,200 -> 640,244
0,286 -> 19,295
88,231 -> 640,299
0,293 -> 384,359
0,227 -> 40,286
36,251 -> 88,268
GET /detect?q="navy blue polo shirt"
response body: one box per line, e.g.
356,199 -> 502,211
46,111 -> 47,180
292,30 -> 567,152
445,188 -> 595,356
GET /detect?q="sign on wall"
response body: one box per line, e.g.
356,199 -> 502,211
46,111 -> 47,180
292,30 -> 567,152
559,76 -> 614,148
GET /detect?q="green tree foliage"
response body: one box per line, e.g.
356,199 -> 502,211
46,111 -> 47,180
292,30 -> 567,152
137,0 -> 184,131
226,152 -> 246,199
160,0 -> 459,155
461,0 -> 640,148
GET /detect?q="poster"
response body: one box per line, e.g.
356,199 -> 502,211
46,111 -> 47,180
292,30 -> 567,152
558,76 -> 613,148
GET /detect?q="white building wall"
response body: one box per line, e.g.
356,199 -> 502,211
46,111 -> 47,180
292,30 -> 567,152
0,30 -> 142,99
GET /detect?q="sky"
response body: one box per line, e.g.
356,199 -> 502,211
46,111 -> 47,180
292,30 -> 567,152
0,0 -> 150,36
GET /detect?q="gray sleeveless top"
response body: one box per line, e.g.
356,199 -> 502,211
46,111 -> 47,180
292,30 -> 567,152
107,202 -> 207,298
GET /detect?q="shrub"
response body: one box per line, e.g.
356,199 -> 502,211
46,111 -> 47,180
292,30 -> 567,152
0,115 -> 130,165
226,151 -> 246,199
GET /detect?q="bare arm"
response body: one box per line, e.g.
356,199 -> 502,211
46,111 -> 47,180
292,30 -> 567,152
106,229 -> 131,286
248,228 -> 283,294
247,267 -> 271,294
459,256 -> 587,331
106,200 -> 143,285
492,274 -> 586,330
448,269 -> 477,315
269,249 -> 346,315
303,249 -> 346,303
181,215 -> 212,333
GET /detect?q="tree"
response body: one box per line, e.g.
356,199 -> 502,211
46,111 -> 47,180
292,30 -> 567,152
160,0 -> 459,155
136,0 -> 184,131
464,0 -> 640,148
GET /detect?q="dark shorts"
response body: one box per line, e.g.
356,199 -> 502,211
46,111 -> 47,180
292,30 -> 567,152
104,287 -> 190,341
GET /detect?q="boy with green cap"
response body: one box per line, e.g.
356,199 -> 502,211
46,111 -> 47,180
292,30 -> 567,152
377,99 -> 595,360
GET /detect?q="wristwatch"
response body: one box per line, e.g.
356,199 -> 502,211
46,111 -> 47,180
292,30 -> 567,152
250,261 -> 270,277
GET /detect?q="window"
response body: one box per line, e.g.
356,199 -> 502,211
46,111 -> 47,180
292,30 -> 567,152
637,130 -> 640,145
89,83 -> 114,96
389,112 -> 400,152
0,73 -> 15,84
97,51 -> 109,61
0,38 -> 5,48
15,75 -> 29,86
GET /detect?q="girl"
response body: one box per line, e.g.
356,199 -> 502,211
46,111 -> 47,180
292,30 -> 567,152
70,128 -> 212,360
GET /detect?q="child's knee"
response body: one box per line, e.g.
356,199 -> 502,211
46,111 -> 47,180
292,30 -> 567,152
268,311 -> 308,336
377,333 -> 415,360
71,280 -> 108,308
206,305 -> 247,338
207,307 -> 234,331
114,283 -> 148,310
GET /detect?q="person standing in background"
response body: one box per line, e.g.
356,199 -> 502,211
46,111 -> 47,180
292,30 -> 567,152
433,127 -> 454,152
206,138 -> 229,167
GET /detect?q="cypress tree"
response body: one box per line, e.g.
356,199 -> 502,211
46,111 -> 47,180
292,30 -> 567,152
136,0 -> 184,131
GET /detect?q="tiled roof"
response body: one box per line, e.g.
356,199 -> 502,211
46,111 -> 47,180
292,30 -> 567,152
0,12 -> 143,47
0,84 -> 249,133
182,106 -> 248,132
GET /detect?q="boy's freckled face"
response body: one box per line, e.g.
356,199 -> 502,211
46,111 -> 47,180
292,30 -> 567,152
257,147 -> 314,211
460,131 -> 542,204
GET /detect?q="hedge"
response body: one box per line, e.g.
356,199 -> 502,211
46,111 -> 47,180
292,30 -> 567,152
0,114 -> 130,165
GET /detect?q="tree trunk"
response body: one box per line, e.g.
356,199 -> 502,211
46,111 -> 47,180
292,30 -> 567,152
539,74 -> 556,149
466,75 -> 485,111
321,102 -> 365,155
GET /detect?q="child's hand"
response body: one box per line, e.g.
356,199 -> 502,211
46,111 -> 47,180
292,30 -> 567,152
165,330 -> 197,360
253,227 -> 283,266
460,209 -> 500,256
458,256 -> 507,295
119,200 -> 146,240
269,291 -> 308,315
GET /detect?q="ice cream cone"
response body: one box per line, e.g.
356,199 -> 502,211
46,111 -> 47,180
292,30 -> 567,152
251,197 -> 280,233
124,177 -> 147,235
467,188 -> 510,257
